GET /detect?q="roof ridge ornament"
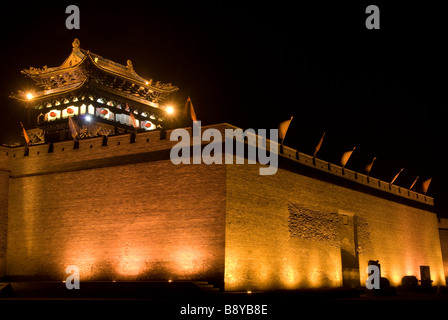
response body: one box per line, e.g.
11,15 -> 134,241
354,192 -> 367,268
126,59 -> 133,71
72,38 -> 80,50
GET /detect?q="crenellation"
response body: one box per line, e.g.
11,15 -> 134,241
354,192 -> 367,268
281,144 -> 433,206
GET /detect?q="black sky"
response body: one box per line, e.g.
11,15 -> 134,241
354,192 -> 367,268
0,1 -> 446,215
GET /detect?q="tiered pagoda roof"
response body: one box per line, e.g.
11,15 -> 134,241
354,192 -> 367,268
15,38 -> 178,107
11,39 -> 179,144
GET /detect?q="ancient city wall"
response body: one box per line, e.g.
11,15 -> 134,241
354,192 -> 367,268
0,146 -> 10,278
5,127 -> 227,287
438,218 -> 448,284
225,160 -> 445,291
2,123 -> 445,292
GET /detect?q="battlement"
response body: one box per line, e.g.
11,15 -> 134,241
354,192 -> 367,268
223,123 -> 434,208
279,144 -> 434,207
439,218 -> 448,230
0,123 -> 434,207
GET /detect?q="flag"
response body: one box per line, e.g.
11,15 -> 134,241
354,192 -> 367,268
68,116 -> 79,140
279,116 -> 293,143
409,176 -> 419,190
391,168 -> 404,184
184,96 -> 197,122
422,177 -> 432,194
313,132 -> 325,157
341,147 -> 356,168
129,111 -> 138,129
20,122 -> 30,145
365,157 -> 376,175
126,103 -> 138,129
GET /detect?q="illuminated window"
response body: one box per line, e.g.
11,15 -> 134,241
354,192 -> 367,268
97,98 -> 105,104
72,97 -> 78,102
117,113 -> 129,125
46,103 -> 52,108
63,99 -> 70,104
88,104 -> 95,115
97,107 -> 114,121
55,100 -> 61,106
141,120 -> 156,131
89,95 -> 94,101
106,100 -> 114,107
62,106 -> 79,118
46,109 -> 61,121
80,104 -> 86,114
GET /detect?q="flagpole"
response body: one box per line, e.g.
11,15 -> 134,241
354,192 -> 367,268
390,168 -> 404,185
409,176 -> 419,190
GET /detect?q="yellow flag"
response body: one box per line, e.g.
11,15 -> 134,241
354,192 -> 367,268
313,132 -> 325,157
422,177 -> 432,194
279,116 -> 293,142
365,157 -> 376,175
185,96 -> 197,122
341,147 -> 356,168
129,111 -> 138,129
20,122 -> 30,145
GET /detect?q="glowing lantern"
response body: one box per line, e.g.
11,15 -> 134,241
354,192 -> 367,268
143,121 -> 155,130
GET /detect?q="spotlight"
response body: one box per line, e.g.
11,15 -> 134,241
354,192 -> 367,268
165,106 -> 174,115
85,115 -> 92,122
26,93 -> 34,100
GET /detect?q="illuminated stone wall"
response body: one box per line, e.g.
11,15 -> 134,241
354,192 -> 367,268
5,129 -> 226,286
0,147 -> 10,278
2,123 -> 445,292
438,218 -> 448,283
225,162 -> 445,291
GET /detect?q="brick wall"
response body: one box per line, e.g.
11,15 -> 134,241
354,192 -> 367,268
225,161 -> 445,291
6,128 -> 227,287
3,123 -> 445,292
0,146 -> 10,278
438,219 -> 448,283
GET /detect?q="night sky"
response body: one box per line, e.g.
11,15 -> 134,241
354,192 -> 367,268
0,1 -> 446,215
